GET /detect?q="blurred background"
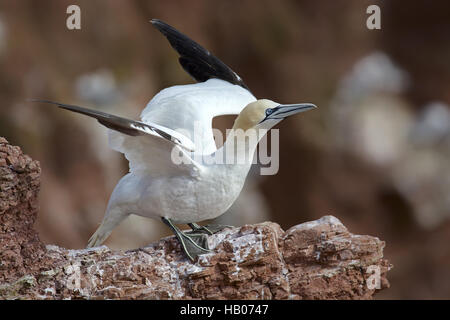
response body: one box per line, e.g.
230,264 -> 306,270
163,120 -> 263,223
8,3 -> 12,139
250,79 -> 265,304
0,0 -> 449,299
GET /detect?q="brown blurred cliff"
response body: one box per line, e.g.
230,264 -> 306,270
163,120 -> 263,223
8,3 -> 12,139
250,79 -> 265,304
0,1 -> 449,299
0,138 -> 390,299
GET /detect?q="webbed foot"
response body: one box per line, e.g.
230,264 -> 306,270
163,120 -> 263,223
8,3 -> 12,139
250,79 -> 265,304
162,218 -> 211,261
188,222 -> 233,235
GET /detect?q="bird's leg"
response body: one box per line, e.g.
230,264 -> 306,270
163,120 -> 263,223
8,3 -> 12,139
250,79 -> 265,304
161,217 -> 211,261
188,222 -> 233,235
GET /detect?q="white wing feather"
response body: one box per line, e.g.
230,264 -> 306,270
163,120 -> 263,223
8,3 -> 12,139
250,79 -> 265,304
109,79 -> 255,174
141,79 -> 256,155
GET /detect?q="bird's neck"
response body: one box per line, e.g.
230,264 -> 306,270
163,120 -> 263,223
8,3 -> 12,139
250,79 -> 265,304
215,128 -> 263,166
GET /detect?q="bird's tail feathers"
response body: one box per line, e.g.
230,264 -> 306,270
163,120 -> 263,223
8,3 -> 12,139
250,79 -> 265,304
86,222 -> 112,248
86,205 -> 130,248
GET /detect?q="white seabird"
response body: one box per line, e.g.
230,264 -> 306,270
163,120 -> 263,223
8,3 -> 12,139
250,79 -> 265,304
32,19 -> 316,261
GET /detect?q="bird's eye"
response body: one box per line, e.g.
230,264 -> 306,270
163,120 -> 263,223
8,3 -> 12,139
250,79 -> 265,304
265,109 -> 273,116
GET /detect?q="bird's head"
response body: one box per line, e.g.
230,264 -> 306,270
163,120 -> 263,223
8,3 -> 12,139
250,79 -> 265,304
233,99 -> 317,131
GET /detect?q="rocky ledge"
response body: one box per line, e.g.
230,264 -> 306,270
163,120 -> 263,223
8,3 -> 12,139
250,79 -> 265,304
0,138 -> 390,299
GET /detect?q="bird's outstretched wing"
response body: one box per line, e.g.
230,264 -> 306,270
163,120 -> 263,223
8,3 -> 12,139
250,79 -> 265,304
151,19 -> 250,92
30,99 -> 195,152
140,79 -> 256,155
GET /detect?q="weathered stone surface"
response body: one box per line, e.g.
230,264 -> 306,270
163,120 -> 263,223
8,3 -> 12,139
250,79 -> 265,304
0,138 -> 391,299
0,138 -> 47,283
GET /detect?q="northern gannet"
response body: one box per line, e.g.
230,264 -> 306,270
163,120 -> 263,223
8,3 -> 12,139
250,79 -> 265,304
32,19 -> 316,261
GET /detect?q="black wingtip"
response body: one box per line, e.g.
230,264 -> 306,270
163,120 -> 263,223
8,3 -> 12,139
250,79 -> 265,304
26,98 -> 44,103
150,19 -> 173,36
150,18 -> 162,25
27,99 -> 69,108
27,99 -> 102,118
27,99 -> 56,104
149,18 -> 251,92
27,99 -> 74,109
149,19 -> 160,26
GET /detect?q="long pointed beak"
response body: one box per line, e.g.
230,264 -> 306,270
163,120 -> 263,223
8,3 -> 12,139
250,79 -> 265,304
263,103 -> 317,121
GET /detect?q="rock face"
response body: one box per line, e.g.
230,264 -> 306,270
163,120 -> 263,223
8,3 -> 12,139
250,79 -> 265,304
0,138 -> 46,283
0,138 -> 391,299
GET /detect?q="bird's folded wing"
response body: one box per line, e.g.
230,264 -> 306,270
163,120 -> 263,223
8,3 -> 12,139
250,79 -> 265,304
151,19 -> 250,92
30,99 -> 195,152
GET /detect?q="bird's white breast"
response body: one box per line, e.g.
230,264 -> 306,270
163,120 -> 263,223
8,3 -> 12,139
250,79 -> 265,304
122,162 -> 251,224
